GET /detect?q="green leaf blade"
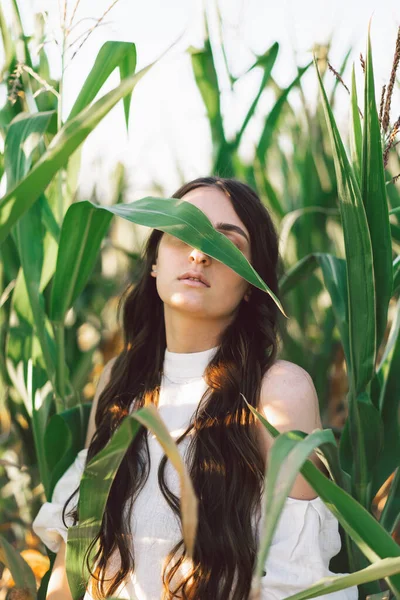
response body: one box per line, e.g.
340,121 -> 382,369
349,63 -> 362,185
49,201 -> 112,323
362,25 -> 393,352
0,60 -> 155,244
314,56 -> 376,395
66,405 -> 198,600
101,196 -> 288,318
247,402 -> 400,597
67,41 -> 137,126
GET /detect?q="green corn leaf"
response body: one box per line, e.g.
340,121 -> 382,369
66,404 -> 198,600
0,103 -> 17,139
253,154 -> 286,220
67,41 -> 137,131
5,111 -> 58,389
252,428 -> 338,588
100,197 -> 288,317
50,193 -> 288,326
346,391 -> 384,506
118,43 -> 137,130
279,207 -> 340,265
392,256 -> 400,295
278,253 -> 351,377
13,198 -> 57,384
4,110 -> 56,189
361,23 -> 393,352
278,249 -> 358,480
0,534 -> 37,596
245,402 -> 400,597
349,63 -> 362,185
0,2 -> 15,76
317,255 -> 351,370
188,28 -> 226,156
0,57 -> 156,244
44,403 -> 91,499
251,429 -> 400,600
49,202 -> 112,323
234,42 -> 279,149
256,62 -> 312,164
314,55 -> 375,396
283,557 -> 400,600
278,253 -> 319,297
10,0 -> 33,70
369,299 -> 400,502
40,193 -> 60,245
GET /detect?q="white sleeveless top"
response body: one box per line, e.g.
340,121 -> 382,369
32,346 -> 359,600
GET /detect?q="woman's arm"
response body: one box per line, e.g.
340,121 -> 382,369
84,356 -> 117,448
46,539 -> 73,600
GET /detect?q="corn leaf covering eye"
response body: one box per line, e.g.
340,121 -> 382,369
49,195 -> 288,327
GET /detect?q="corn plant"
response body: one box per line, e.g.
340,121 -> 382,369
188,8 -> 400,439
187,9 -> 347,426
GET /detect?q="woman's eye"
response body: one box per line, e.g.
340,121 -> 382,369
225,235 -> 241,249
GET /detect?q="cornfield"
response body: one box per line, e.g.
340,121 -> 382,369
0,2 -> 399,599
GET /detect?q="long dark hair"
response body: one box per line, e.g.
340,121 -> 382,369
61,176 -> 285,599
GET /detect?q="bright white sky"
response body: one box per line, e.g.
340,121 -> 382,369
3,0 -> 400,201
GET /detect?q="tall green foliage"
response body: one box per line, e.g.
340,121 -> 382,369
0,4 -> 399,599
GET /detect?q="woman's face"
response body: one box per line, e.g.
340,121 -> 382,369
151,186 -> 252,320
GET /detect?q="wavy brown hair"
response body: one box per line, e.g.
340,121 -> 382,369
61,176 -> 286,599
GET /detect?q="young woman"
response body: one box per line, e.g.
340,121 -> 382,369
33,176 -> 359,600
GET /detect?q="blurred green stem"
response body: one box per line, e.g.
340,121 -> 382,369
31,394 -> 50,495
10,0 -> 33,68
57,2 -> 67,224
344,530 -> 356,574
54,322 -> 66,412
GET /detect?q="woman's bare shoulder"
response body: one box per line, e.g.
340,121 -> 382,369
256,359 -> 327,498
258,358 -> 322,440
263,358 -> 313,386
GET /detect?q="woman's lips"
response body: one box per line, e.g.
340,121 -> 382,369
179,279 -> 208,287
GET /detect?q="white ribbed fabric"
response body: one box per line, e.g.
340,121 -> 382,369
32,346 -> 359,600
